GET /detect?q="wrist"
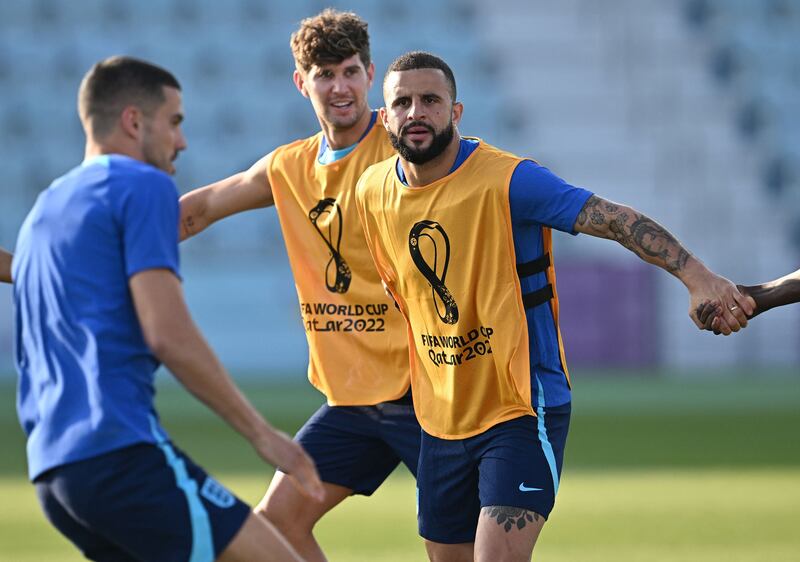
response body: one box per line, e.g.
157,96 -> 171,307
678,256 -> 711,290
251,420 -> 279,447
742,283 -> 771,317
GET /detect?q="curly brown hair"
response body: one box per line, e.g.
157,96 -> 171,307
290,9 -> 371,73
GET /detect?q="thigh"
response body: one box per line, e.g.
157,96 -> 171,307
296,403 -> 401,495
478,407 -> 571,520
256,471 -> 352,533
46,443 -> 251,562
475,504 -> 544,562
376,391 -> 422,477
416,431 -> 481,544
218,512 -> 303,562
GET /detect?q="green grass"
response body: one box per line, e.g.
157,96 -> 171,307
4,470 -> 799,561
1,372 -> 798,560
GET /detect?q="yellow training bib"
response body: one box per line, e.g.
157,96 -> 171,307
267,120 -> 410,405
357,140 -> 552,438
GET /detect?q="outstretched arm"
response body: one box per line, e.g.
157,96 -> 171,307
573,195 -> 755,334
130,269 -> 324,501
179,152 -> 275,241
741,269 -> 800,315
0,247 -> 12,283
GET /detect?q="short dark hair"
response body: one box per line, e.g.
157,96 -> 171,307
385,51 -> 457,102
290,9 -> 371,72
78,56 -> 181,138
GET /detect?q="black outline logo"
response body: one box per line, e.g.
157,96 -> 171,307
409,220 -> 459,324
309,198 -> 352,293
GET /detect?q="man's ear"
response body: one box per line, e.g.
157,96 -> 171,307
119,105 -> 143,140
452,101 -> 464,127
293,69 -> 309,98
366,62 -> 375,89
379,106 -> 389,130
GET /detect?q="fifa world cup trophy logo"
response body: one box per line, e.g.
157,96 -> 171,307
408,220 -> 459,324
309,198 -> 352,293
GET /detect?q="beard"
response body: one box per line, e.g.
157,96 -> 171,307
142,147 -> 175,175
142,134 -> 178,175
387,120 -> 454,165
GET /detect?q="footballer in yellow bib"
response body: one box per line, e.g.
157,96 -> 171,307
178,12 -> 422,558
267,115 -> 409,405
357,51 -> 751,558
359,139 -> 569,440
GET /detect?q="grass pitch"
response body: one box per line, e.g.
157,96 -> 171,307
1,373 -> 798,561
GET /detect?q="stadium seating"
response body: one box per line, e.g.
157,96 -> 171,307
1,0 -> 798,372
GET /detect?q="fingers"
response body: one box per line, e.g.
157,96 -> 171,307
696,300 -> 718,327
257,432 -> 325,502
723,297 -> 749,329
696,300 -> 731,333
714,313 -> 734,335
732,287 -> 756,317
287,446 -> 325,503
744,294 -> 757,315
716,280 -> 754,332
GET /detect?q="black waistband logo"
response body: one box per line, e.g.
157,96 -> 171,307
309,198 -> 352,293
409,220 -> 459,324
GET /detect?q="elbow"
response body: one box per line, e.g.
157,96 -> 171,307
179,199 -> 208,240
179,214 -> 203,241
142,328 -> 179,361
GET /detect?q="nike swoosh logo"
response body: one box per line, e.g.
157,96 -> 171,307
519,483 -> 543,492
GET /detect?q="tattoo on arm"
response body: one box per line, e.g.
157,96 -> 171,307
575,195 -> 690,274
484,506 -> 541,532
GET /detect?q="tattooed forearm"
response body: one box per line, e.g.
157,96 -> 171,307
484,506 -> 541,532
575,195 -> 691,274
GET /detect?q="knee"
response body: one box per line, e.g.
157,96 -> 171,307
255,492 -> 319,541
425,540 -> 474,562
256,500 -> 305,537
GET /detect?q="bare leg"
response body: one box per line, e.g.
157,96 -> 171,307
217,512 -> 303,562
474,506 -> 545,562
424,540 -> 474,562
255,471 -> 352,562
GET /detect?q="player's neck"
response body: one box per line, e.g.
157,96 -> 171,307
400,133 -> 462,188
84,134 -> 142,164
320,108 -> 373,150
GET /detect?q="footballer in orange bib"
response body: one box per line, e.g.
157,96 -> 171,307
178,12 -> 422,559
267,117 -> 409,405
357,51 -> 751,559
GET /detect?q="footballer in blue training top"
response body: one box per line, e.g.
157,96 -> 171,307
14,154 -> 180,480
11,56 -> 322,562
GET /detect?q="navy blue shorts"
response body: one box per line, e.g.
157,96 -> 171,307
294,390 -> 421,495
34,442 -> 251,562
417,403 -> 571,544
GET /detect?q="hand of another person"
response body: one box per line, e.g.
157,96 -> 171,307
254,429 -> 325,502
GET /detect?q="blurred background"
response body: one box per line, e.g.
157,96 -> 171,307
0,1 -> 798,560
1,0 -> 800,371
